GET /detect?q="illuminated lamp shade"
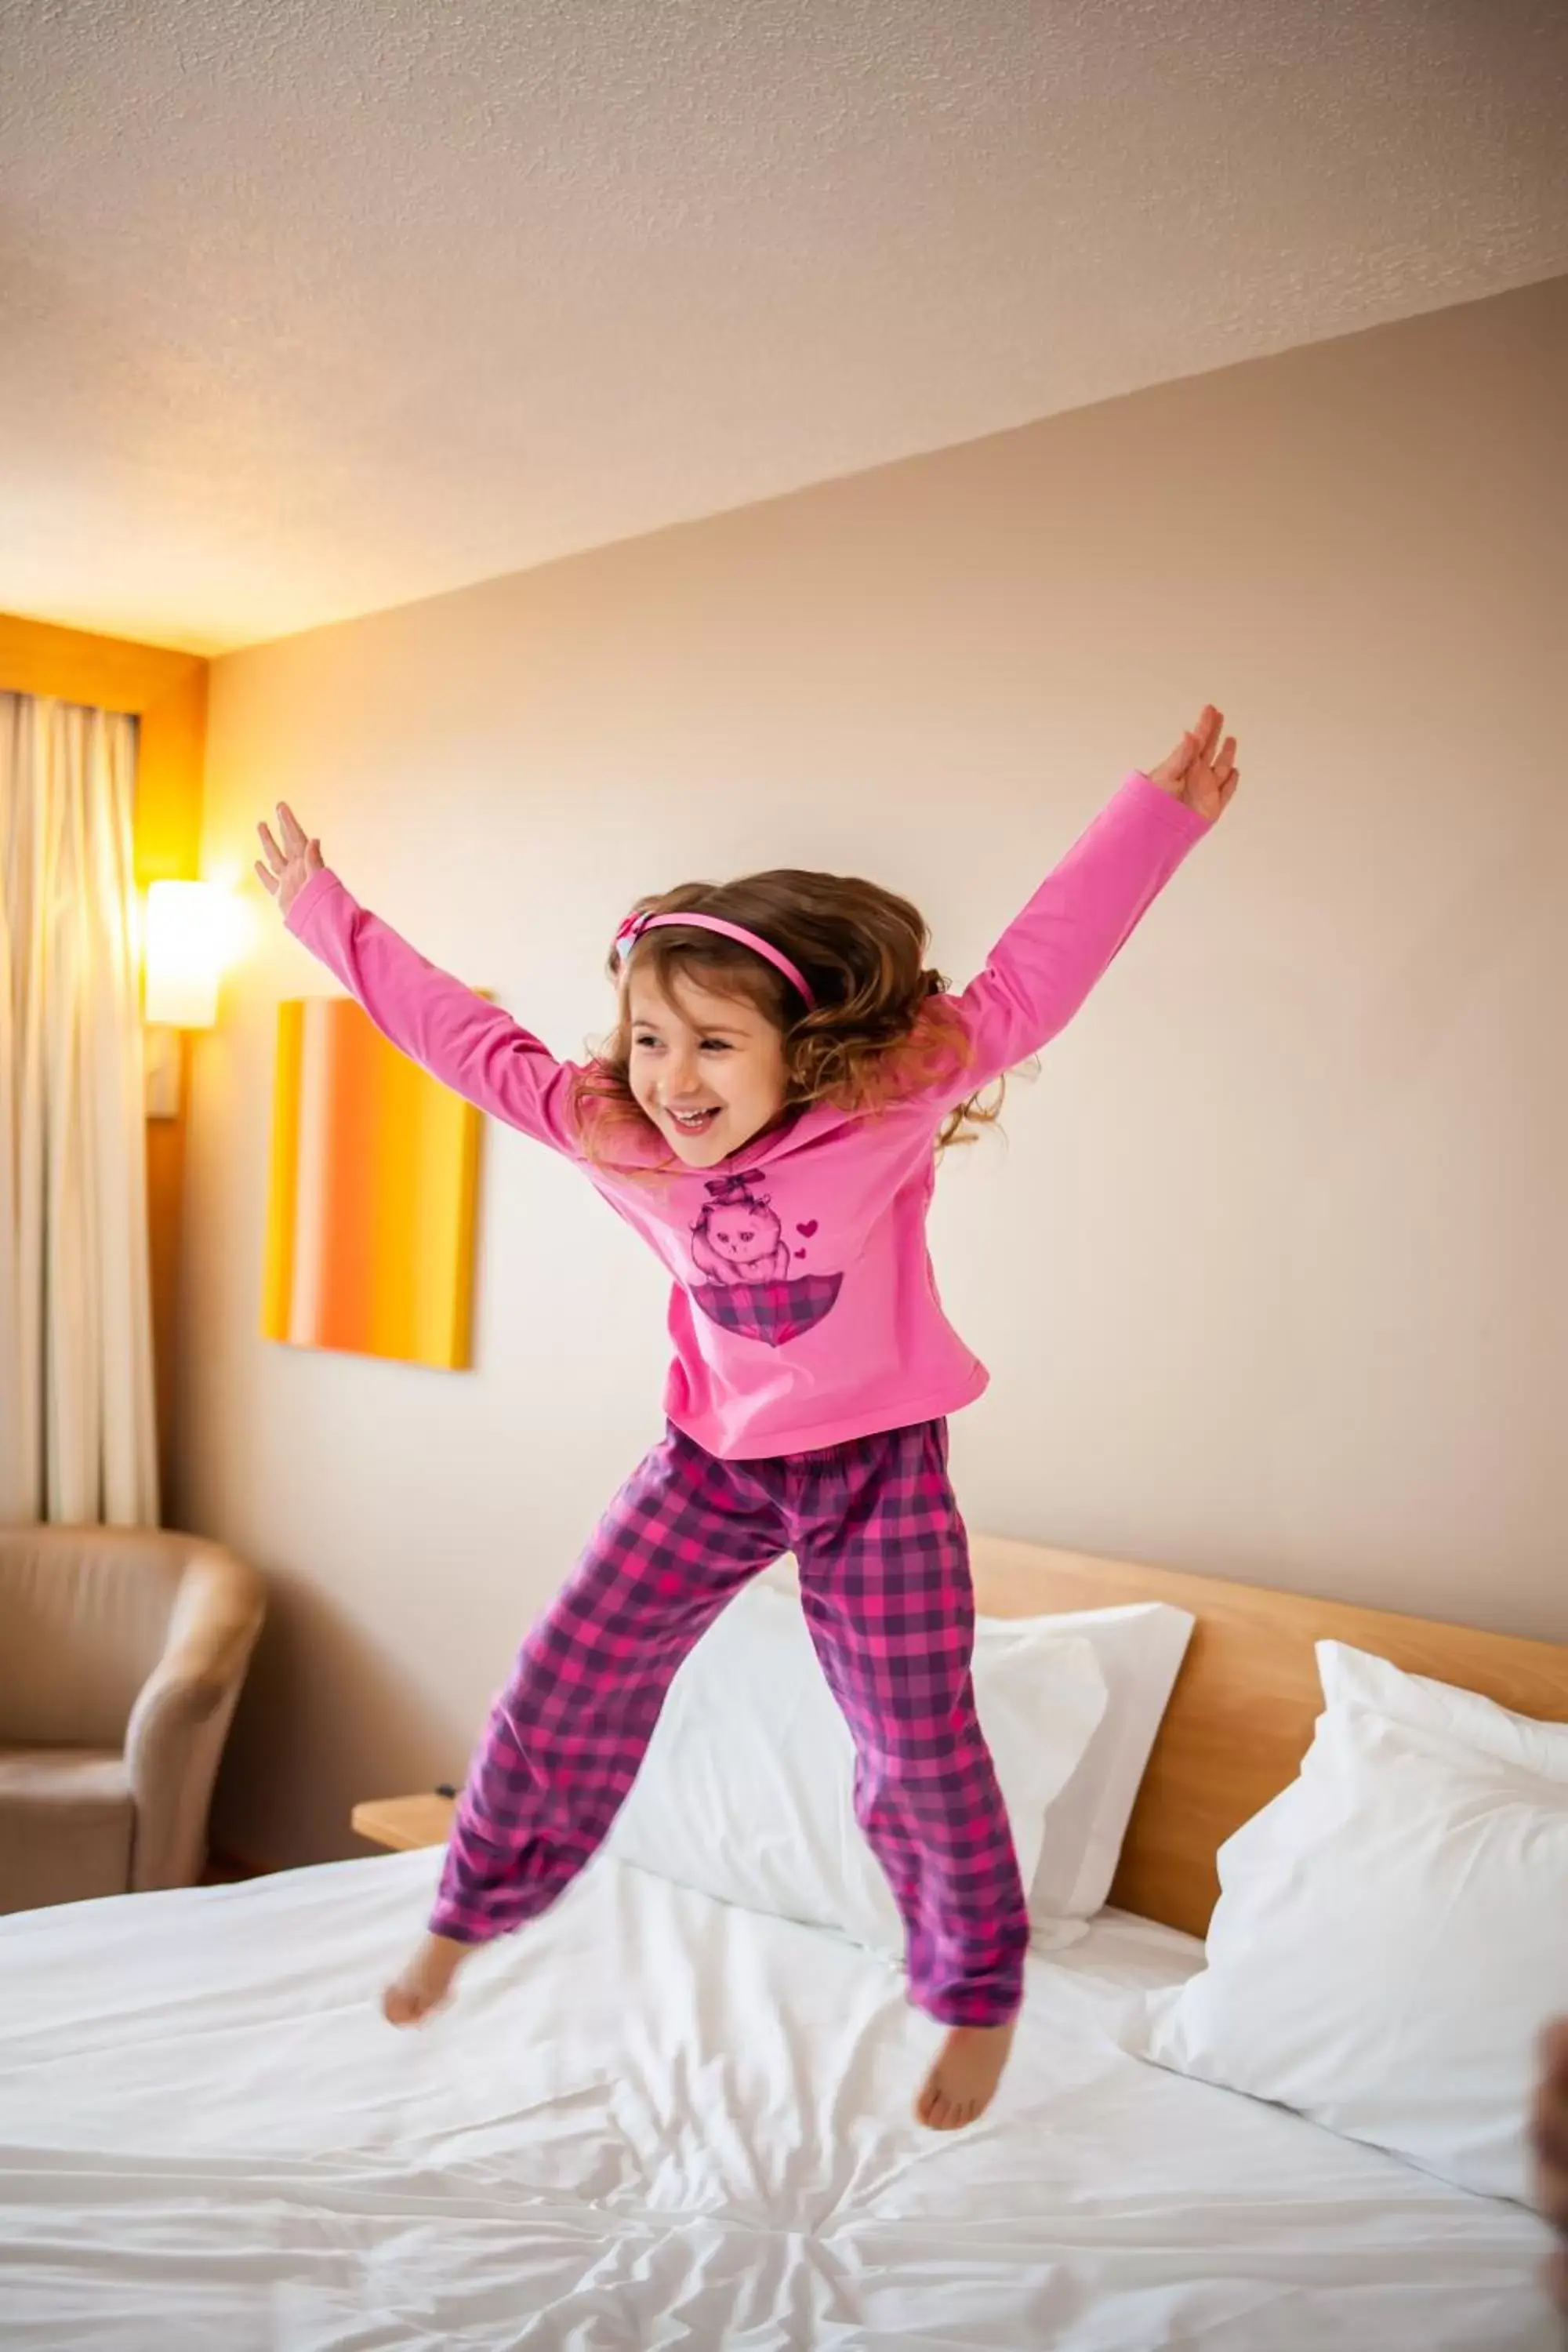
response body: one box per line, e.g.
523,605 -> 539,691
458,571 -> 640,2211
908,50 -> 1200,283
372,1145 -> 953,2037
143,880 -> 226,1029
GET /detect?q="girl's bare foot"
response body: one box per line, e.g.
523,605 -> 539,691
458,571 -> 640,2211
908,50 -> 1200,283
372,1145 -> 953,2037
915,2018 -> 1018,2130
382,1931 -> 470,2027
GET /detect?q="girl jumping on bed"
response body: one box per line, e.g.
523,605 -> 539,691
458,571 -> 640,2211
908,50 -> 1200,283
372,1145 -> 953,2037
256,705 -> 1240,2131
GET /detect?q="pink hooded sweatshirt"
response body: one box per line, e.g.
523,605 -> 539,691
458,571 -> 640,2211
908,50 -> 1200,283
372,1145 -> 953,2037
285,771 -> 1210,1457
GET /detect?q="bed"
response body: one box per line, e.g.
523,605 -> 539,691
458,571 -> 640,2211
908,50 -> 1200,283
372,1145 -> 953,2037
2,1534 -> 1563,2350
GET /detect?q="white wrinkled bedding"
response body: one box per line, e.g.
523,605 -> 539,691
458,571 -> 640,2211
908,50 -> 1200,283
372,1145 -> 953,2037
0,1846 -> 1555,2349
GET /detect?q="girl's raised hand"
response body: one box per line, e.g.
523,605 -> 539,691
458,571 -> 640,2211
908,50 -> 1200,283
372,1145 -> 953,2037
1148,705 -> 1240,823
255,802 -> 324,918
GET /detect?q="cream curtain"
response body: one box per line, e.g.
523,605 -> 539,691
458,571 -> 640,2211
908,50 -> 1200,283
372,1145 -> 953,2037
0,691 -> 159,1525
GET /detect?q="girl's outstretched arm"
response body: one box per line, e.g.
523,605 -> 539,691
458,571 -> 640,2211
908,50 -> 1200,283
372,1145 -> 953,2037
941,706 -> 1239,1097
257,803 -> 583,1155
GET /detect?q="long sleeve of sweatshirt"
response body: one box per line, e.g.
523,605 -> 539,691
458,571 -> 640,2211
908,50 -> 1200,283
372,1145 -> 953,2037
283,871 -> 584,1156
941,771 -> 1210,1097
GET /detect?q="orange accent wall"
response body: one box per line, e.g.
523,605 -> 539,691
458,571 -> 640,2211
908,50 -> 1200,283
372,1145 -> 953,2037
0,613 -> 210,1521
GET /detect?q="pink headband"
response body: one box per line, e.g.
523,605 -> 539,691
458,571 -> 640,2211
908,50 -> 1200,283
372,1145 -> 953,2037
614,909 -> 816,1008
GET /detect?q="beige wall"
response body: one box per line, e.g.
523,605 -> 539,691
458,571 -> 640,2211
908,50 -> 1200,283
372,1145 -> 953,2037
185,276 -> 1567,1871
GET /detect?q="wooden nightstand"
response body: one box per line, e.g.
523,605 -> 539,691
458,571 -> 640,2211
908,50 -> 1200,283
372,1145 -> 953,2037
351,1793 -> 456,1852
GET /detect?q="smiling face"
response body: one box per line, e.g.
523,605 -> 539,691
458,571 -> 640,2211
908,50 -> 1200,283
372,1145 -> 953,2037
627,967 -> 789,1169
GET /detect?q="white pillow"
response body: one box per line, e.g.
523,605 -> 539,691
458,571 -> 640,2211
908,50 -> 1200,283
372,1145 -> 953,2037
604,1580 -> 1106,1963
1022,1601 -> 1194,1922
1121,1639 -> 1568,2203
757,1560 -> 1192,1930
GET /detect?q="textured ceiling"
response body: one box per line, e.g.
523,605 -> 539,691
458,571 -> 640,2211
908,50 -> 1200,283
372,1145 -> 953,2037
4,0 -> 1566,655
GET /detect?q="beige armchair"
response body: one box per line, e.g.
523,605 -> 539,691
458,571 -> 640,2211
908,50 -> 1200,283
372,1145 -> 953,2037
0,1524 -> 265,1915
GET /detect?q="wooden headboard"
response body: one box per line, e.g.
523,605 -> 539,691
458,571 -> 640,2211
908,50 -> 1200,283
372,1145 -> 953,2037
967,1533 -> 1568,1941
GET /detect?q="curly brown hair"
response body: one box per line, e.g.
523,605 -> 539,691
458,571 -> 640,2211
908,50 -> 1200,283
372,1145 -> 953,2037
569,868 -> 1006,1171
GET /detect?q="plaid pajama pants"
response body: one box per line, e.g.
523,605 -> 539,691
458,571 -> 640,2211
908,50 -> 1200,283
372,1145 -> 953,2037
429,1417 -> 1030,2027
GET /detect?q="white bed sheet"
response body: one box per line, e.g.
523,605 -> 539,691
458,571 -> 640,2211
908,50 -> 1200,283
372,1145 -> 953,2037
0,1846 -> 1556,2350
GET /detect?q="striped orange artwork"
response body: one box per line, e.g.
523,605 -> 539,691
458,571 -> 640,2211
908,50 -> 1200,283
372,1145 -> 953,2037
261,998 -> 483,1370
